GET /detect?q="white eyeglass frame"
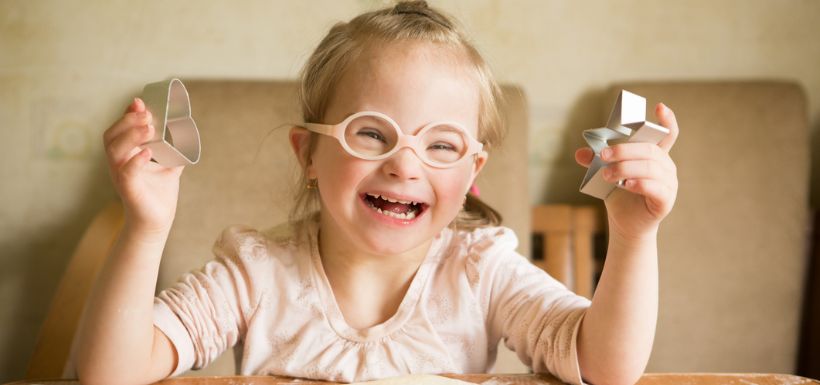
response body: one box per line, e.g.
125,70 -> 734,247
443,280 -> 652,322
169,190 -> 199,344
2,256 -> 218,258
300,111 -> 485,169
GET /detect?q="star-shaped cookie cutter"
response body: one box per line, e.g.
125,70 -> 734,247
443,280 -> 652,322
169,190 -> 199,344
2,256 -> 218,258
140,78 -> 201,167
579,90 -> 670,199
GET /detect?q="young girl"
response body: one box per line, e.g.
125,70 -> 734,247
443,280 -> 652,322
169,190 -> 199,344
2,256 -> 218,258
76,1 -> 679,385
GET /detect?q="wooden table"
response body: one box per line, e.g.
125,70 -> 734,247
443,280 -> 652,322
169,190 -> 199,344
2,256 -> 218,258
5,373 -> 819,385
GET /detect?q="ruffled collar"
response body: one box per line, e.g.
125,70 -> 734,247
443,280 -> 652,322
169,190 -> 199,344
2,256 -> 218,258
303,217 -> 451,342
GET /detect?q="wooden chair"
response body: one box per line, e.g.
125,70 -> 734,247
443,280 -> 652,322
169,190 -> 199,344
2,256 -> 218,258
531,204 -> 603,299
26,201 -> 124,379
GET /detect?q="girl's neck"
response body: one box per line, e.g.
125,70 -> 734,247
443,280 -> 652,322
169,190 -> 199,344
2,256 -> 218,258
316,213 -> 435,329
316,213 -> 433,277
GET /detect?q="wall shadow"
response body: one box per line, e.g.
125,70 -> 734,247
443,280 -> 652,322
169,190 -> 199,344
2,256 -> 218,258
539,87 -> 609,207
797,114 -> 820,378
809,112 -> 820,209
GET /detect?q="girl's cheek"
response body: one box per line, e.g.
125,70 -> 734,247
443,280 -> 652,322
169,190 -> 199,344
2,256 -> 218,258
313,140 -> 364,181
433,170 -> 471,207
316,159 -> 382,211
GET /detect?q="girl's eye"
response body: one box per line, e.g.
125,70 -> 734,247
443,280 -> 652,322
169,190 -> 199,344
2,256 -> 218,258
357,129 -> 387,143
428,142 -> 457,152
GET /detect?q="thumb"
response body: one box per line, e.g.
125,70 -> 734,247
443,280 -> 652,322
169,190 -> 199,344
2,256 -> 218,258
122,147 -> 153,177
655,103 -> 679,152
168,165 -> 185,178
575,147 -> 594,168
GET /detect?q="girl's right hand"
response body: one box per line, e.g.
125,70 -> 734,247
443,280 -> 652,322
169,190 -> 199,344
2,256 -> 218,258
103,97 -> 185,235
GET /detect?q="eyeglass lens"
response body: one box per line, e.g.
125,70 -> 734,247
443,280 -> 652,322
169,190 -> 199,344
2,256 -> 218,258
343,115 -> 469,164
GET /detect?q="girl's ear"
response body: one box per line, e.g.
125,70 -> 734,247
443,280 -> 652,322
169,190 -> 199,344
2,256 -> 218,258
289,126 -> 316,179
467,151 -> 489,191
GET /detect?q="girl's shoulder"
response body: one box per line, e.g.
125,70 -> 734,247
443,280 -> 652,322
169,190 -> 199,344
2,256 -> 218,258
449,225 -> 520,257
211,221 -> 306,265
439,225 -> 526,279
439,225 -> 533,297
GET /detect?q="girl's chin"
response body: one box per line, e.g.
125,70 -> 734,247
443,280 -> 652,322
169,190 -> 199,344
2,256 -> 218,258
355,230 -> 434,257
351,217 -> 442,257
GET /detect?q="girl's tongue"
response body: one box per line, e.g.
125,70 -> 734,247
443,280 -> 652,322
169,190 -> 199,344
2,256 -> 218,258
365,194 -> 416,214
377,200 -> 411,214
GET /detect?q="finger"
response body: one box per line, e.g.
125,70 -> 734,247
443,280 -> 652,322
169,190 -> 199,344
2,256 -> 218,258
603,143 -> 677,175
575,147 -> 594,168
106,123 -> 155,168
602,142 -> 665,163
125,97 -> 146,114
655,103 -> 679,152
603,159 -> 670,184
103,110 -> 153,147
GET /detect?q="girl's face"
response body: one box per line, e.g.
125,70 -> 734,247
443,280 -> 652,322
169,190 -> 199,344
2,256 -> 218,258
306,41 -> 487,257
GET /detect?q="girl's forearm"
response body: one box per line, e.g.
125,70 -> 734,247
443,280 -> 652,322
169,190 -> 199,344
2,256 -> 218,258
576,229 -> 659,385
75,224 -> 169,384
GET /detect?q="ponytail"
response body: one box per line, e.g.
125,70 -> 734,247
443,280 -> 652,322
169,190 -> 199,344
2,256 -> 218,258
453,193 -> 502,230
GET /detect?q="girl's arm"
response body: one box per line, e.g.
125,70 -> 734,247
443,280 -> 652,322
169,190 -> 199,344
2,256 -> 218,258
75,226 -> 177,385
574,103 -> 680,385
76,97 -> 184,385
576,230 -> 659,385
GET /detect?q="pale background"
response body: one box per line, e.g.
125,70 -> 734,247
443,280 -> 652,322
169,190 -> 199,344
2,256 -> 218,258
2,0 -> 820,383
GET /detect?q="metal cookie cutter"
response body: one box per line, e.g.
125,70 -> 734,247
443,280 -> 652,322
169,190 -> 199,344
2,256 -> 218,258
140,78 -> 201,166
579,90 -> 670,199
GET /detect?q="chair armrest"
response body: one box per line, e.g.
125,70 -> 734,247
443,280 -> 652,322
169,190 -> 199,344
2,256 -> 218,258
27,201 -> 124,379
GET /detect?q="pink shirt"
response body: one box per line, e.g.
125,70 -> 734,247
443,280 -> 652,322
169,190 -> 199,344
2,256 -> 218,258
153,218 -> 591,384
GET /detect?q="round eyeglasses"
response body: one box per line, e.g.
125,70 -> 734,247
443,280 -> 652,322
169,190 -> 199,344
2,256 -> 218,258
300,111 -> 485,169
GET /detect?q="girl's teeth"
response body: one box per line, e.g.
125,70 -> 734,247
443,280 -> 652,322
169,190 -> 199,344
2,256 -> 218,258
366,193 -> 416,205
372,206 -> 417,220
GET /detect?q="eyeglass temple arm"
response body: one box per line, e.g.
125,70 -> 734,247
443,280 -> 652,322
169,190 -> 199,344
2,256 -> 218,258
303,123 -> 349,140
303,123 -> 331,134
468,139 -> 484,153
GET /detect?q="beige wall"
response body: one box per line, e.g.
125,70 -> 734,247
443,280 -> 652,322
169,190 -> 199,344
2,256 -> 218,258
2,0 -> 819,382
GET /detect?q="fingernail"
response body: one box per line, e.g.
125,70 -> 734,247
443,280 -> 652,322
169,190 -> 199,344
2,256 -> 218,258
601,148 -> 612,160
603,167 -> 612,179
136,111 -> 147,119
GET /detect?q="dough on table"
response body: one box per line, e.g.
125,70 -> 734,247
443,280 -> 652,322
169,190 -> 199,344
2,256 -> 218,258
351,374 -> 474,384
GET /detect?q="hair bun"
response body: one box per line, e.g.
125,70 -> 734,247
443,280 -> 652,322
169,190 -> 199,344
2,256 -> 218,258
391,0 -> 451,29
393,0 -> 431,13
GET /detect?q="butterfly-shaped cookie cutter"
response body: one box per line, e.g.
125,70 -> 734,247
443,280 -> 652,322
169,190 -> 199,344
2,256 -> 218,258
579,90 -> 670,199
140,78 -> 201,166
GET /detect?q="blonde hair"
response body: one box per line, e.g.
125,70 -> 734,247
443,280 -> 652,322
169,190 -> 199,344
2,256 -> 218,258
291,0 -> 505,231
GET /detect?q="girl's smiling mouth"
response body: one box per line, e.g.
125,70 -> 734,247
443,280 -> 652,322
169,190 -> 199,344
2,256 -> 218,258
361,192 -> 429,221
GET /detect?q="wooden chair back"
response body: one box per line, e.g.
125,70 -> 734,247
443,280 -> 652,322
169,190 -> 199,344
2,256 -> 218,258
531,204 -> 603,299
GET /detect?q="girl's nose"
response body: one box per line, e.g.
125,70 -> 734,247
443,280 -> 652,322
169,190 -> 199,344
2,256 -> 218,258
381,147 -> 423,181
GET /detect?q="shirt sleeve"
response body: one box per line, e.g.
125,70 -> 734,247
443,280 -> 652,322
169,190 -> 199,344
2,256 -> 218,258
479,227 -> 592,385
152,225 -> 265,377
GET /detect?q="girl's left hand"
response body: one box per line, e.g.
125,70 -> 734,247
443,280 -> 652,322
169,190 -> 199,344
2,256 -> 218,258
575,103 -> 680,241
